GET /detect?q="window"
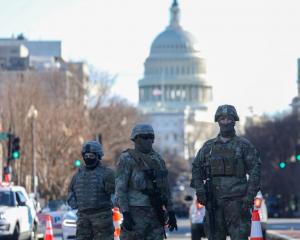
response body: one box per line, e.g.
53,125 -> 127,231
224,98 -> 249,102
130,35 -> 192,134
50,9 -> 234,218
171,89 -> 175,100
0,192 -> 13,206
181,67 -> 185,75
16,191 -> 26,205
173,133 -> 178,141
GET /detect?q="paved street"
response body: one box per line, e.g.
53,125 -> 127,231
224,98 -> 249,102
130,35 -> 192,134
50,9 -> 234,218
167,218 -> 191,239
53,218 -> 300,240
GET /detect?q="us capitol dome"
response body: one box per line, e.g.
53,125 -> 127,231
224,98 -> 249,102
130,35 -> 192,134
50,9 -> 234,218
138,0 -> 213,113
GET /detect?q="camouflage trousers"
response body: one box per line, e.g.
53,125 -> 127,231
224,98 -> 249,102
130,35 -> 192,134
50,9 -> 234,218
120,206 -> 165,240
76,209 -> 114,240
204,199 -> 251,240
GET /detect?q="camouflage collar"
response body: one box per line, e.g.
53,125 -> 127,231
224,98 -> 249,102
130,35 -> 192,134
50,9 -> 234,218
215,134 -> 237,143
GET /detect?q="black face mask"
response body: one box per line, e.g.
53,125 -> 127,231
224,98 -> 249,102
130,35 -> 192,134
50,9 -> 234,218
134,134 -> 154,154
218,121 -> 236,138
83,153 -> 99,169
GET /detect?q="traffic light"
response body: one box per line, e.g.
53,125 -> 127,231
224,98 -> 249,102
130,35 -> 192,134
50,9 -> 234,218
7,134 -> 21,160
295,143 -> 300,162
279,162 -> 286,169
12,136 -> 20,160
74,159 -> 81,168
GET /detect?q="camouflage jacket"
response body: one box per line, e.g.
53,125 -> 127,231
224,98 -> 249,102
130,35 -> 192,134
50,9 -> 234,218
67,163 -> 115,211
115,149 -> 173,213
192,135 -> 261,201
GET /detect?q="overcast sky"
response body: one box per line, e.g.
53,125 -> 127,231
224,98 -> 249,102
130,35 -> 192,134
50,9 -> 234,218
1,0 -> 300,116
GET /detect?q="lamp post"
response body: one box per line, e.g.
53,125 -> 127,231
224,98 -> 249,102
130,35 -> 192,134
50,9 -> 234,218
27,105 -> 38,197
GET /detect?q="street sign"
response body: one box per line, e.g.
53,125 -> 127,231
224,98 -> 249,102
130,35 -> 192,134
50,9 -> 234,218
0,132 -> 8,141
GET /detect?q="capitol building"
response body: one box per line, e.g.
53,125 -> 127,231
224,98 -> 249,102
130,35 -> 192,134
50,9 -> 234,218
138,0 -> 218,160
139,0 -> 212,113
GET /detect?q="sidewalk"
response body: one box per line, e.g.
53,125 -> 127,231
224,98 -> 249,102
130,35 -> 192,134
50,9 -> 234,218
267,230 -> 300,240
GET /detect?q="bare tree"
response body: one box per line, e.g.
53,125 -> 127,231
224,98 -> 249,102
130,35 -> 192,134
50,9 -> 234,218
0,68 -> 141,200
243,113 -> 300,216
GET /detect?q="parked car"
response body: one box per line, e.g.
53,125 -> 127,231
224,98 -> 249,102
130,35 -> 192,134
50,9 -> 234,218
0,182 -> 39,240
62,209 -> 77,240
186,191 -> 268,240
37,199 -> 71,239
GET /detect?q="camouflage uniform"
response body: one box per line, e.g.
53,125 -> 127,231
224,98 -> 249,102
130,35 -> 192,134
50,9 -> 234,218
67,141 -> 115,240
116,124 -> 174,240
191,105 -> 261,240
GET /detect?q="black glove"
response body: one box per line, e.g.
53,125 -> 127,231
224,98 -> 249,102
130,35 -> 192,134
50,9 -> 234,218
167,211 -> 178,232
122,212 -> 135,231
196,192 -> 207,206
241,195 -> 253,210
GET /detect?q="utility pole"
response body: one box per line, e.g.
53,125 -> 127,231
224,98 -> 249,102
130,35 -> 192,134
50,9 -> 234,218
27,105 -> 38,197
32,115 -> 36,196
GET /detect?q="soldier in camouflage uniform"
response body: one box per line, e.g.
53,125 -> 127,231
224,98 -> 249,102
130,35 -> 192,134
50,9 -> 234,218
116,123 -> 178,240
67,140 -> 115,240
191,105 -> 261,240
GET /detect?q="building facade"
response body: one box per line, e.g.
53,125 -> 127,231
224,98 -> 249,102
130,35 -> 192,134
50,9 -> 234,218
0,35 -> 88,106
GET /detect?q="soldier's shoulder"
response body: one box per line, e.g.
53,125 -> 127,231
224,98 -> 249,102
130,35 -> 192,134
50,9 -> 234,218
100,165 -> 114,175
153,151 -> 166,164
235,136 -> 254,147
102,168 -> 115,181
202,138 -> 216,148
119,149 -> 132,159
71,168 -> 83,181
75,166 -> 85,174
152,150 -> 163,159
118,149 -> 135,165
194,138 -> 215,158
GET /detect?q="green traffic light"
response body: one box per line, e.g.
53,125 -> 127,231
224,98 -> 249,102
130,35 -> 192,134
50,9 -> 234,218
74,159 -> 81,167
12,151 -> 20,159
279,162 -> 286,169
296,155 -> 300,161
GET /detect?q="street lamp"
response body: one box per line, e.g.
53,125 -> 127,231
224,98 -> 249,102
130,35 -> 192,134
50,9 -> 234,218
27,105 -> 38,198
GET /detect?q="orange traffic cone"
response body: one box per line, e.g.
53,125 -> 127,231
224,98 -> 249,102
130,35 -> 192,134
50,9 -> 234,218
44,215 -> 54,240
112,207 -> 122,240
250,209 -> 263,240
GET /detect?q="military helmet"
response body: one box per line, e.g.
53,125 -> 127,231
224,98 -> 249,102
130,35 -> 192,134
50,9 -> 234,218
81,140 -> 104,157
130,123 -> 154,140
214,104 -> 239,122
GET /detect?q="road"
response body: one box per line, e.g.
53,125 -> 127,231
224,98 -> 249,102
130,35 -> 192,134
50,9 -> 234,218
53,219 -> 192,240
53,218 -> 300,240
167,218 -> 191,239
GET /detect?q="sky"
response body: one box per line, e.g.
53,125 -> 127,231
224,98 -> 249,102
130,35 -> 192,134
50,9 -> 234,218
1,0 -> 300,117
